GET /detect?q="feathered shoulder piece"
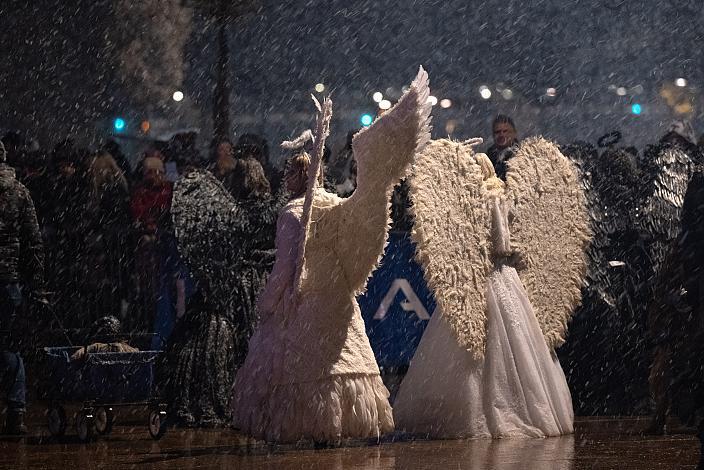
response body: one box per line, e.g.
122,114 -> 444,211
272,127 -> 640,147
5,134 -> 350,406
281,129 -> 314,151
505,137 -> 592,349
408,138 -> 493,360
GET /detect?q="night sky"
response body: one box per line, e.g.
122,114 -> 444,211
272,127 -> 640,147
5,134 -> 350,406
1,0 -> 703,157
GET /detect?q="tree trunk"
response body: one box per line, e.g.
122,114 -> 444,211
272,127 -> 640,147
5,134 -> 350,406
212,0 -> 231,141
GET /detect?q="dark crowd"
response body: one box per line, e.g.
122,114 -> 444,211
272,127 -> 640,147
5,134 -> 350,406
0,127 -> 358,433
2,115 -> 704,456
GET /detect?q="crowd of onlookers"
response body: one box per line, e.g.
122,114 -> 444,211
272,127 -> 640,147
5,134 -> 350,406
3,113 -> 704,436
0,129 -> 360,343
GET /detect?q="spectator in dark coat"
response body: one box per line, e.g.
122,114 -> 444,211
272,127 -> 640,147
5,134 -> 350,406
130,156 -> 173,332
0,140 -> 45,434
654,169 -> 704,468
44,139 -> 90,328
84,151 -> 132,323
486,115 -> 519,180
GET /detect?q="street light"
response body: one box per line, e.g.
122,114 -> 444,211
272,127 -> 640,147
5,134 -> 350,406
173,91 -> 184,102
479,85 -> 492,99
113,117 -> 126,132
379,99 -> 392,110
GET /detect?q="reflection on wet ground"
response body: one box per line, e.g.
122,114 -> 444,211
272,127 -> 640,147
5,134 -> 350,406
0,411 -> 699,469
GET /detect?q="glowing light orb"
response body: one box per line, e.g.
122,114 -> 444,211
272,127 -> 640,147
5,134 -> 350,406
479,85 -> 492,99
378,99 -> 392,110
360,113 -> 373,127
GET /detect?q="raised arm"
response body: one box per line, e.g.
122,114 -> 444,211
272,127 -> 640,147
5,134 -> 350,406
332,67 -> 432,294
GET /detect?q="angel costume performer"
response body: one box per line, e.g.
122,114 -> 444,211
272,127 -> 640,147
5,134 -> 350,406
231,67 -> 432,442
393,138 -> 591,438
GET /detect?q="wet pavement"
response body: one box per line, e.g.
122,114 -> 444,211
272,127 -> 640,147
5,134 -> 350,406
0,409 -> 700,469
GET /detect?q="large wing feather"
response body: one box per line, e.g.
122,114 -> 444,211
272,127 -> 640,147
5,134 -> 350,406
407,139 -> 492,360
505,137 -> 592,349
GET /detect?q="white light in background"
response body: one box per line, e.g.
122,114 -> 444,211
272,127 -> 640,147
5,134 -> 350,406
479,85 -> 492,99
378,99 -> 392,110
372,92 -> 383,103
501,89 -> 513,100
675,78 -> 687,87
427,95 -> 438,106
616,87 -> 627,96
172,91 -> 184,102
315,83 -> 325,93
546,87 -> 557,97
439,98 -> 452,108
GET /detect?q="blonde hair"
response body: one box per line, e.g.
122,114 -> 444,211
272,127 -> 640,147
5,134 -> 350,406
89,151 -> 128,197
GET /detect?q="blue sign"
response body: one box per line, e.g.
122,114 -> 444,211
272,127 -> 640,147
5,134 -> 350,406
358,231 -> 436,368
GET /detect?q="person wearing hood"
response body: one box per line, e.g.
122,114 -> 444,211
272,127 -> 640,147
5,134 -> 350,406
0,141 -> 45,434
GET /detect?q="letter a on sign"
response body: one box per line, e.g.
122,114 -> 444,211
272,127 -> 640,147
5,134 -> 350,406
374,279 -> 431,321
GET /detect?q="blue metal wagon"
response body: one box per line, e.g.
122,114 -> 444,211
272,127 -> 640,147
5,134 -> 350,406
42,345 -> 167,442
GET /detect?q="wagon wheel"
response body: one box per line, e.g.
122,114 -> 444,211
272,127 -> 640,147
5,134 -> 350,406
46,404 -> 66,437
94,407 -> 115,435
76,410 -> 96,442
148,408 -> 167,440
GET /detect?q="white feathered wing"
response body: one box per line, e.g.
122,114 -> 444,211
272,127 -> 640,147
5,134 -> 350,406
505,137 -> 592,349
298,66 -> 432,294
407,139 -> 493,360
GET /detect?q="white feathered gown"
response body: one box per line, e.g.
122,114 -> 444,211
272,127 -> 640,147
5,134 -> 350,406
231,67 -> 432,443
230,192 -> 394,443
393,196 -> 574,438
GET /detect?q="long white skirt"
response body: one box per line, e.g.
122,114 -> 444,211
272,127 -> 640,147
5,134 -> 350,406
393,265 -> 574,438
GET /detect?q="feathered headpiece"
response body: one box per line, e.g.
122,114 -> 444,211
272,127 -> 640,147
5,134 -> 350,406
281,129 -> 314,151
